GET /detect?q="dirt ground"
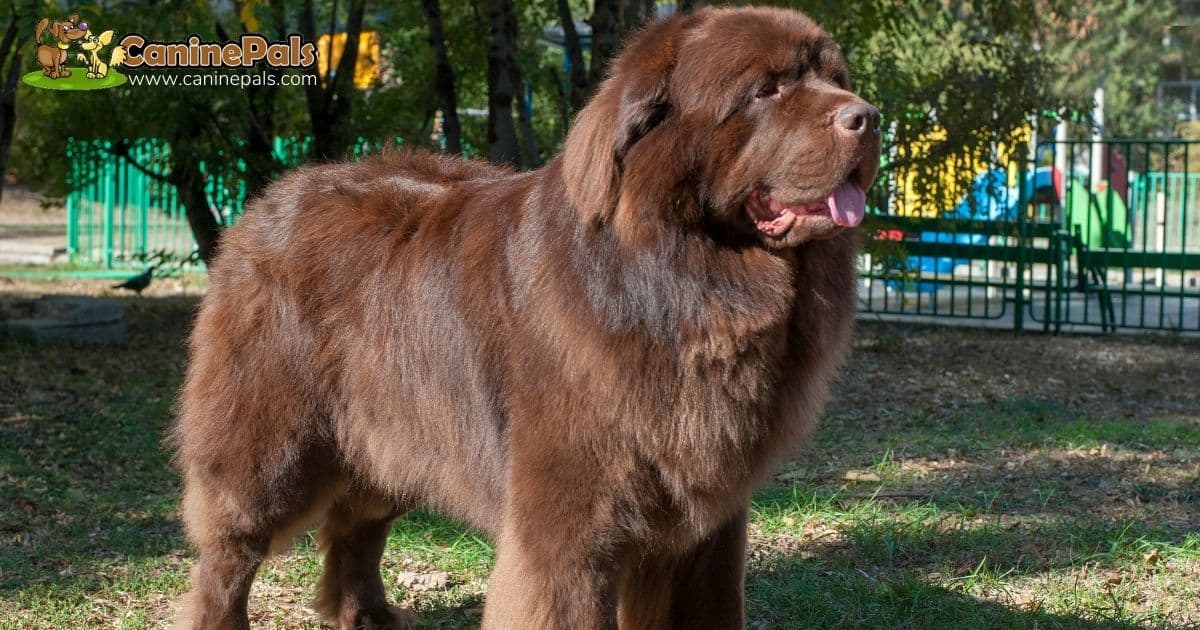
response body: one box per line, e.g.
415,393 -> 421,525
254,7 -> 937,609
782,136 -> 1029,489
0,188 -> 66,261
0,187 -> 63,226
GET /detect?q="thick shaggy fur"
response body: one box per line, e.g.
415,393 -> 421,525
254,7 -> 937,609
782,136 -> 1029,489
172,6 -> 880,629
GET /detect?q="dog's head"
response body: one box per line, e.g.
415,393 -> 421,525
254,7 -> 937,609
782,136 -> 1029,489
36,13 -> 87,45
80,29 -> 115,52
562,7 -> 881,248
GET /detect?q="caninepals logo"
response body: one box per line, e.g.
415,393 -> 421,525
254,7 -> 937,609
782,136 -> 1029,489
23,10 -> 317,91
24,12 -> 125,90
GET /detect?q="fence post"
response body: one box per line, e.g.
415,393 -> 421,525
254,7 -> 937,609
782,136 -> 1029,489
1013,157 -> 1028,333
66,139 -> 77,259
136,143 -> 148,256
102,142 -> 114,269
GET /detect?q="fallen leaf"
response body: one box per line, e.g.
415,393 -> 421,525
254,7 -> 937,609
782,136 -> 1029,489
396,571 -> 451,592
843,470 -> 881,483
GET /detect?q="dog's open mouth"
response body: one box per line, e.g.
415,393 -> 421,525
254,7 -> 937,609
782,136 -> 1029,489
747,181 -> 867,237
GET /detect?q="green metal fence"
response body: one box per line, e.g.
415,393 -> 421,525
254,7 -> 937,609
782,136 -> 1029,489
860,140 -> 1200,333
66,137 -> 1200,333
66,136 -> 387,269
1049,141 -> 1200,331
68,140 -> 192,269
67,138 -> 269,268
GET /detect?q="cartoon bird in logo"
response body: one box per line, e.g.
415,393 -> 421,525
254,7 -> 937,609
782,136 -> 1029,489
76,30 -> 125,79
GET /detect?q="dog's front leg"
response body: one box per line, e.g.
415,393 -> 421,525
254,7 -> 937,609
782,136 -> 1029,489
617,505 -> 748,630
483,525 -> 622,630
481,446 -> 624,630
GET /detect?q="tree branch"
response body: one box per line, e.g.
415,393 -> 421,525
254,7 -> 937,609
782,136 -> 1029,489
106,140 -> 171,184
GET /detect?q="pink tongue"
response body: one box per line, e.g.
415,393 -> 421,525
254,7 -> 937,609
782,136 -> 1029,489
828,183 -> 866,227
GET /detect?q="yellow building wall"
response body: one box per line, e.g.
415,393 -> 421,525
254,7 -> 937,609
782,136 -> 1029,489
317,31 -> 381,89
892,127 -> 1031,217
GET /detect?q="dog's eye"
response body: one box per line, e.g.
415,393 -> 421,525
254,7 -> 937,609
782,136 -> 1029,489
756,81 -> 780,100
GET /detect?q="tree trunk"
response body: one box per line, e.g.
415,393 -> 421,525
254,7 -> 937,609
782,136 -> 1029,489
215,12 -> 283,202
110,129 -> 223,266
513,72 -> 541,167
548,66 -> 570,133
0,13 -> 22,207
503,1 -> 540,167
169,163 -> 223,266
300,0 -> 366,160
483,0 -> 519,166
422,0 -> 462,154
621,0 -> 654,31
588,0 -> 622,86
162,109 -> 224,265
556,0 -> 589,112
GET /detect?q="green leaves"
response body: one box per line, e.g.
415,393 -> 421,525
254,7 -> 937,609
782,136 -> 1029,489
804,0 -> 1057,211
1042,0 -> 1180,138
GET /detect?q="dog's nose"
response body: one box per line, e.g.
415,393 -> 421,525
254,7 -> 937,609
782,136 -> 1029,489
835,103 -> 881,136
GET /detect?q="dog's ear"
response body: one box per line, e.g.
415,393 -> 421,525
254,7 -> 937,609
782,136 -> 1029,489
561,12 -> 698,227
34,18 -> 48,43
98,30 -> 114,46
68,13 -> 80,23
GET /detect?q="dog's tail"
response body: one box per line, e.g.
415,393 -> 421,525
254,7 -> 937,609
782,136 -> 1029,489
34,18 -> 48,45
109,45 -> 126,68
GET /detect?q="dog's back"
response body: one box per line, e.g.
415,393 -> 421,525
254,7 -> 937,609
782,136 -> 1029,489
174,148 -> 512,490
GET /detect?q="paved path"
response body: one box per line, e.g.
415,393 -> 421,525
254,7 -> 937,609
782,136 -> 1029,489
0,228 -> 67,264
861,285 -> 1200,335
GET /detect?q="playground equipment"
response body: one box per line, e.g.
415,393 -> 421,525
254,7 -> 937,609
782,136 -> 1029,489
1064,176 -> 1131,249
897,164 -> 1133,290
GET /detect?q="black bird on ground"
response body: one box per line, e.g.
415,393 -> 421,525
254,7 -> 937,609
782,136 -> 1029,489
112,265 -> 158,295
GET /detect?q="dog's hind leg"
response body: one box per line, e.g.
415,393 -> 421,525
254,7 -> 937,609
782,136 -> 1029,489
173,489 -> 268,630
173,449 -> 343,630
314,492 -> 416,630
174,454 -> 345,629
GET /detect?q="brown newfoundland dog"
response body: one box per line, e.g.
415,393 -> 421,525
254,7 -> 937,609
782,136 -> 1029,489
172,6 -> 880,629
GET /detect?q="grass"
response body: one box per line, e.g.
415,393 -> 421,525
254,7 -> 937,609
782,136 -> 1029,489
0,225 -> 64,234
1,277 -> 1198,628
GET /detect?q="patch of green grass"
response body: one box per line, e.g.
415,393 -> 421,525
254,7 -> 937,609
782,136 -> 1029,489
0,224 -> 64,234
821,399 -> 1200,457
748,483 -> 1199,627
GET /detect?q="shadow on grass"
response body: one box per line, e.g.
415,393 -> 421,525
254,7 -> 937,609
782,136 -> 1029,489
745,557 -> 1141,629
806,393 -> 1200,524
750,480 -> 1197,627
0,295 -> 194,597
754,481 -> 1199,572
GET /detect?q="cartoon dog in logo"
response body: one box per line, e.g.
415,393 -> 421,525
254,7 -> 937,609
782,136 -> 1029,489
77,30 -> 125,79
34,13 -> 88,78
